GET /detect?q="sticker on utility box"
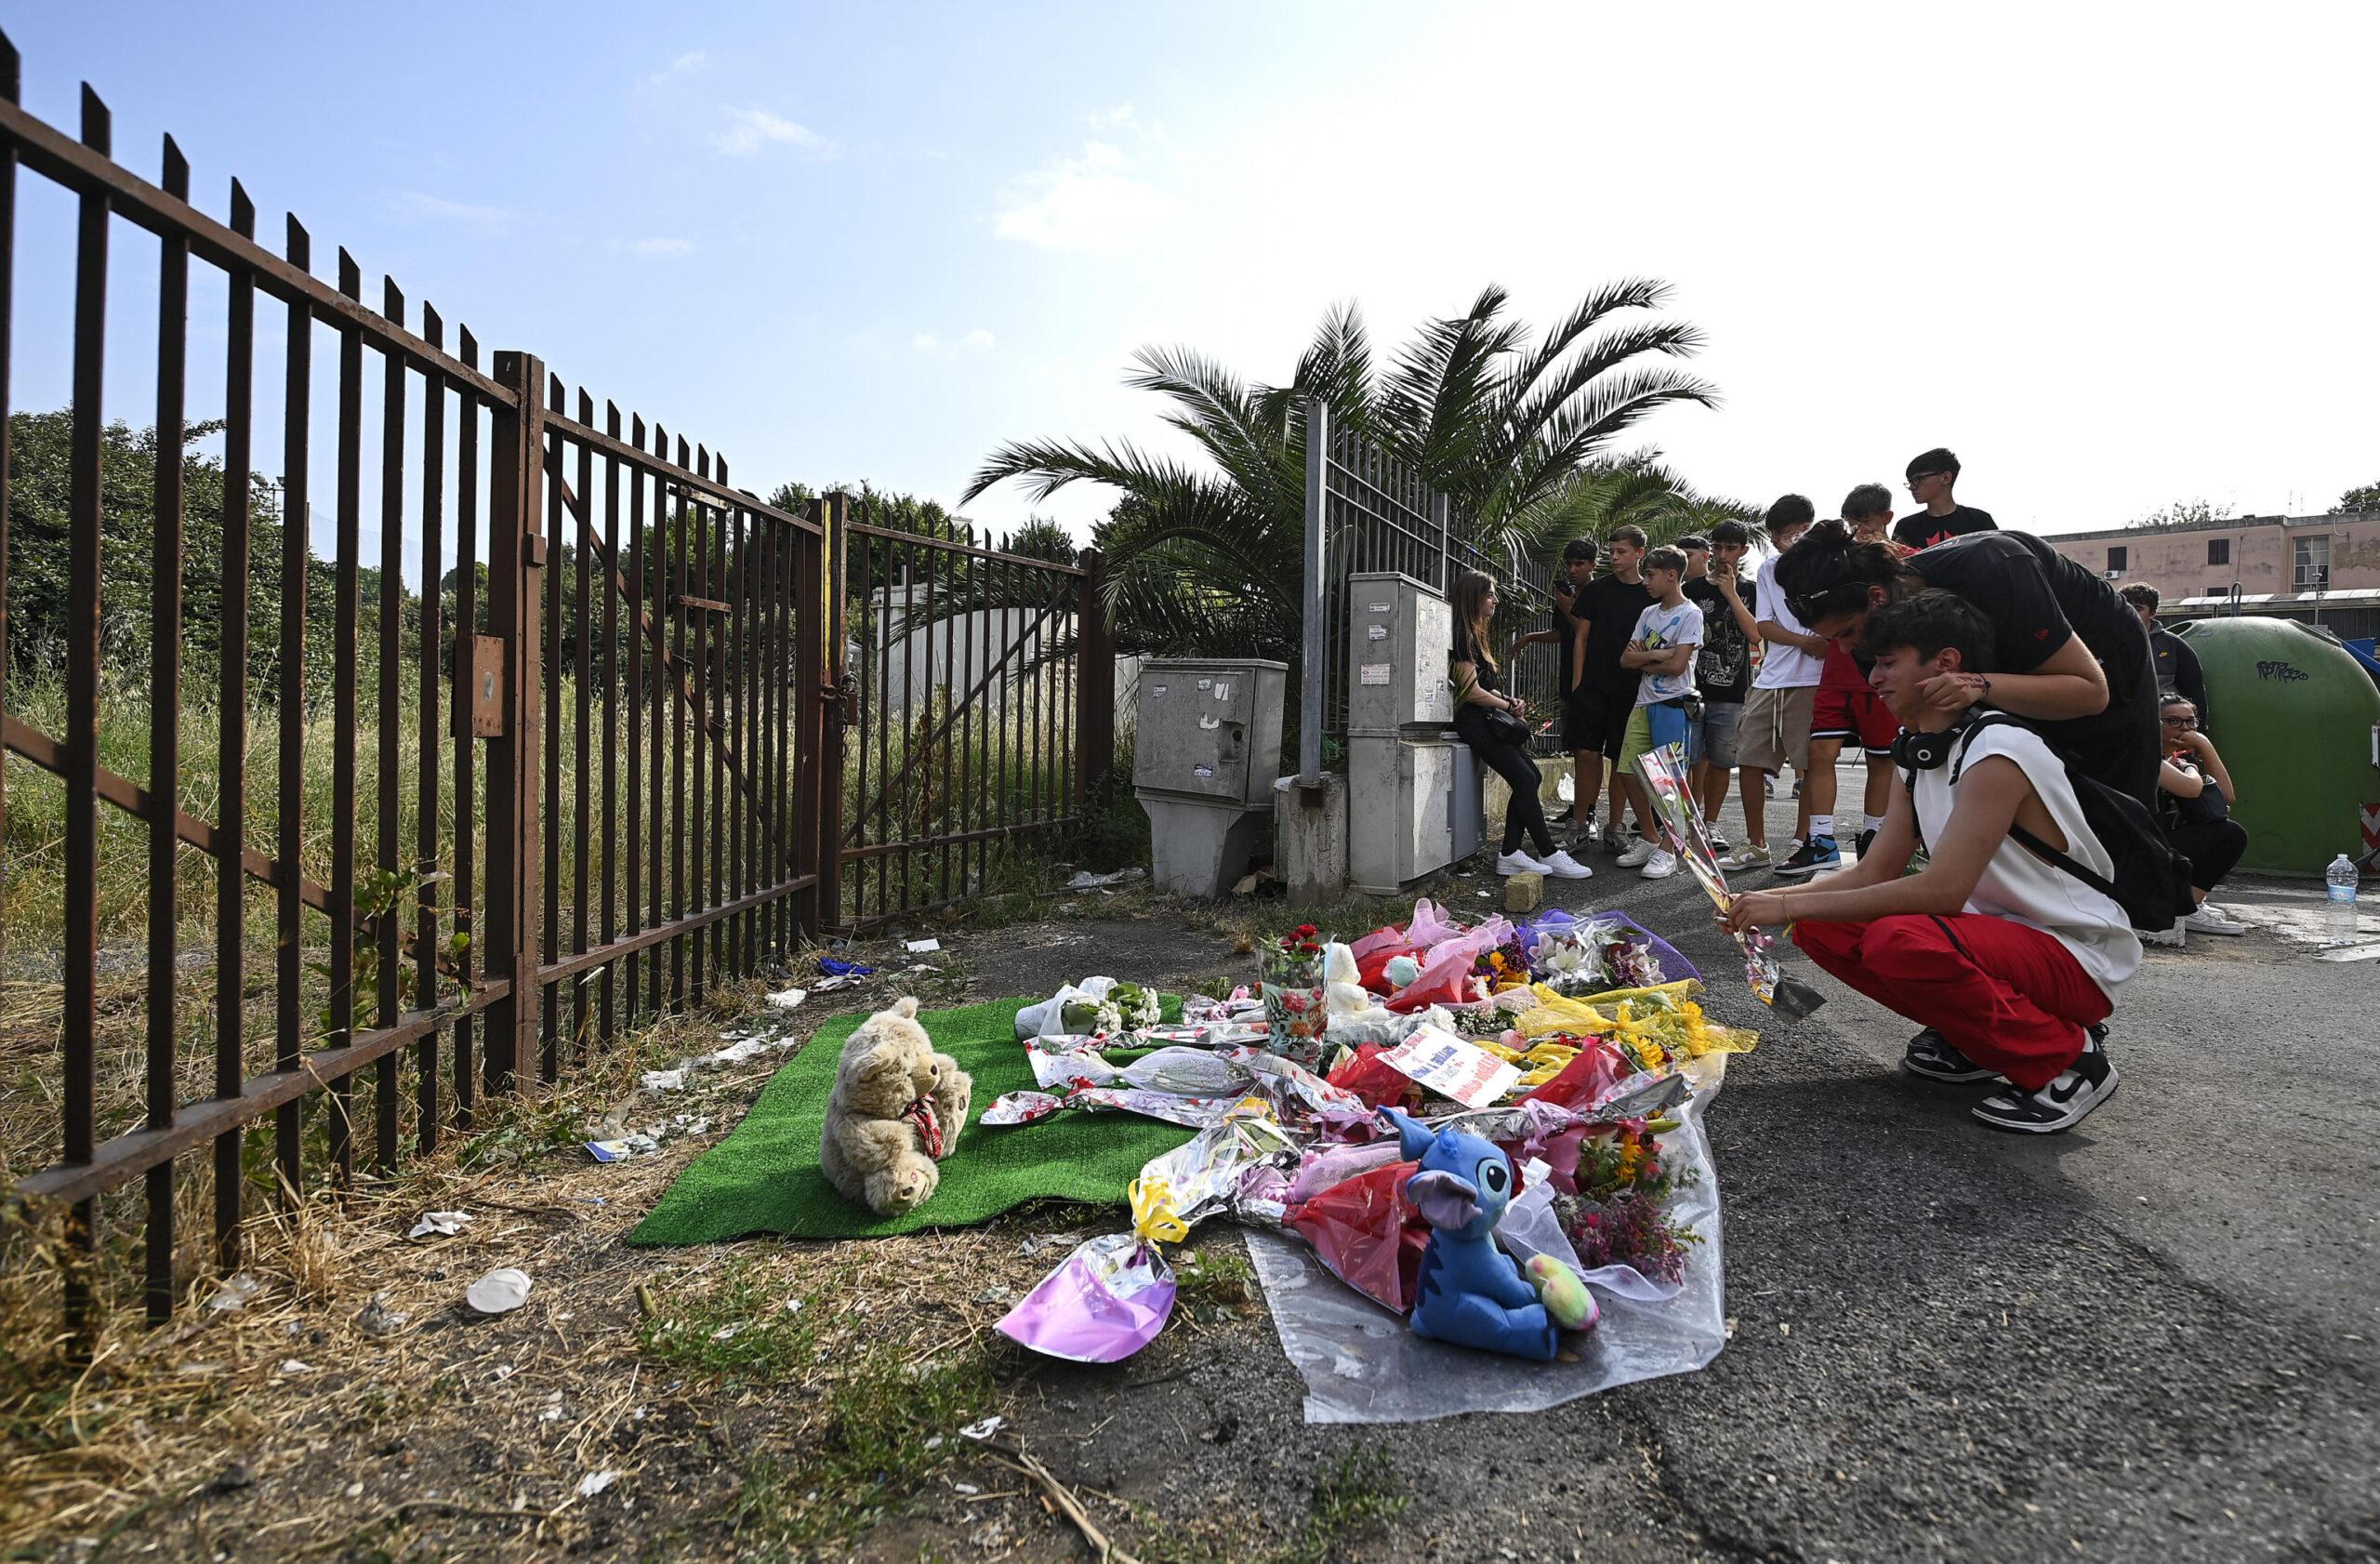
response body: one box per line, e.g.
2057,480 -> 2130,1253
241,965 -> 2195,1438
1196,678 -> 1213,691
1359,663 -> 1392,686
1150,684 -> 1169,697
1367,623 -> 1388,641
1199,714 -> 1221,729
1192,764 -> 1215,778
1368,601 -> 1393,614
1213,682 -> 1232,699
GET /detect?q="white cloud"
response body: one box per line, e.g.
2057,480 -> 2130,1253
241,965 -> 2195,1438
628,236 -> 694,256
710,106 -> 830,157
912,332 -> 941,352
388,191 -> 509,235
993,141 -> 1172,256
643,50 -> 707,88
959,328 -> 996,351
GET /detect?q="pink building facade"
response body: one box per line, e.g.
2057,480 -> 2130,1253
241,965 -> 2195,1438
2046,512 -> 2380,641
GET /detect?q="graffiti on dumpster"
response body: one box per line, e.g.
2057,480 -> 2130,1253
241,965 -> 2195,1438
2255,659 -> 2309,683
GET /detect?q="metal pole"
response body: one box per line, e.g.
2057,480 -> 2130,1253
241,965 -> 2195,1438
1300,396 -> 1328,784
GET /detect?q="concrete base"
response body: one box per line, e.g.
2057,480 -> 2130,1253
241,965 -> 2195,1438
1137,793 -> 1270,899
1272,773 -> 1349,908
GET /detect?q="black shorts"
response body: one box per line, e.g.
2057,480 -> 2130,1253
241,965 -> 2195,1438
1563,687 -> 1630,760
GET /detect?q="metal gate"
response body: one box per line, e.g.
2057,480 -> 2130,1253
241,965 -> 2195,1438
835,498 -> 1114,929
0,37 -> 844,1337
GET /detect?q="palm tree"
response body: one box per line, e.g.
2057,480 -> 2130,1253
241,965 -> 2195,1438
964,281 -> 1726,662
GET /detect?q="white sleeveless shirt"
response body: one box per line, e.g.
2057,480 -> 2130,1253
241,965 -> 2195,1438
1911,722 -> 2144,1003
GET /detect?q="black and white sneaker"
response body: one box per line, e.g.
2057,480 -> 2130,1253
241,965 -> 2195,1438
1855,828 -> 1878,863
1971,1027 -> 2118,1134
1902,1027 -> 1998,1082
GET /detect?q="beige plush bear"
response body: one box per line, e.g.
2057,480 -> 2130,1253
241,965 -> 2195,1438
818,997 -> 972,1215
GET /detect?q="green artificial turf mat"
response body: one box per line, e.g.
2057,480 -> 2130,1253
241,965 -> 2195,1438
628,995 -> 1195,1244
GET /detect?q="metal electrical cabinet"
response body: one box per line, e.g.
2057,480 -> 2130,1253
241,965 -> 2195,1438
1132,658 -> 1289,895
1346,573 -> 1455,731
1343,574 -> 1481,893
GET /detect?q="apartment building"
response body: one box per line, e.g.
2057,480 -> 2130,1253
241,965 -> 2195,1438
2045,511 -> 2380,642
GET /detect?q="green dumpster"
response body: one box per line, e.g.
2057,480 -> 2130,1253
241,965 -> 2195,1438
2170,616 -> 2380,876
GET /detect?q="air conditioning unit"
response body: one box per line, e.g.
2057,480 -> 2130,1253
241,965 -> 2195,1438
2102,569 -> 2122,580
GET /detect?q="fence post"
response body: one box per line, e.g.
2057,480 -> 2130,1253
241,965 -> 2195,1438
1300,396 -> 1329,784
484,351 -> 546,1093
1075,547 -> 1116,802
815,490 -> 852,934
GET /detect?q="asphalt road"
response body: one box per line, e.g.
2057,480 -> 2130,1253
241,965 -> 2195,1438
966,775 -> 2380,1564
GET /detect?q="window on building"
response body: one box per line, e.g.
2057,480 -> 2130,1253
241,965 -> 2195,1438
2210,585 -> 2228,601
2107,545 -> 2128,573
2294,534 -> 2332,590
2207,538 -> 2229,566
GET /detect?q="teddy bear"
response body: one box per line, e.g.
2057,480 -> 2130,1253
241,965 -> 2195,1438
818,997 -> 972,1216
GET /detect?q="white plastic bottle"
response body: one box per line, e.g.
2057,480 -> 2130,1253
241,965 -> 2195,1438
2327,854 -> 2360,944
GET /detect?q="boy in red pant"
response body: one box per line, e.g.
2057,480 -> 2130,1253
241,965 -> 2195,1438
1723,590 -> 2138,1133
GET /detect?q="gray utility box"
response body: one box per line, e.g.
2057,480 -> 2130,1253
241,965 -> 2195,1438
1343,574 -> 1482,894
1133,658 -> 1288,896
1346,573 -> 1456,731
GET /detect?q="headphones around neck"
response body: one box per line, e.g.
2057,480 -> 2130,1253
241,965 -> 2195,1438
1890,709 -> 1983,772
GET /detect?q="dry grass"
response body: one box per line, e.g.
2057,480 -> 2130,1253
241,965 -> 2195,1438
0,935 -> 1338,1563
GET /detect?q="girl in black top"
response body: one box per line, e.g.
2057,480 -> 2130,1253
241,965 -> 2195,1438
1450,570 -> 1591,879
1772,524 -> 2160,807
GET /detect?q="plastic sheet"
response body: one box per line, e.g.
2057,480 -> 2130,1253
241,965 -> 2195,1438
1247,1065 -> 1729,1424
1384,915 -> 1513,1012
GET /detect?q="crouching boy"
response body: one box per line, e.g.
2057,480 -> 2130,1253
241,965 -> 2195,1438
1721,590 -> 2139,1133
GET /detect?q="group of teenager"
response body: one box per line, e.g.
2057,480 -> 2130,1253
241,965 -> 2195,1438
1448,447 -> 2252,1136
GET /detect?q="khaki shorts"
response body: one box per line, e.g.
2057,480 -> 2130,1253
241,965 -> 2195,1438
1737,683 -> 1815,774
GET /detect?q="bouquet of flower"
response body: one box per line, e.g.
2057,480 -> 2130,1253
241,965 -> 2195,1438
1261,925 -> 1329,1070
1472,928 -> 1534,993
1529,926 -> 1605,995
1554,1120 -> 1701,1283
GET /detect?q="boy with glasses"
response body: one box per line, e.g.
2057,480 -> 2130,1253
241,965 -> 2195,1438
1893,447 -> 1998,550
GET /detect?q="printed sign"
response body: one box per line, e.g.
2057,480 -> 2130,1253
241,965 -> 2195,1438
1367,623 -> 1389,641
1368,601 -> 1393,614
1359,663 -> 1392,686
1376,1025 -> 1521,1109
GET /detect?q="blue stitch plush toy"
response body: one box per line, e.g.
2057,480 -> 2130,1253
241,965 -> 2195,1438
1383,1107 -> 1559,1361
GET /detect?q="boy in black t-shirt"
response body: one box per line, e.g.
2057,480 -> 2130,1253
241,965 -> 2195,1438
1776,525 -> 2162,809
1567,526 -> 1656,849
1894,446 -> 1998,550
1684,524 -> 1758,849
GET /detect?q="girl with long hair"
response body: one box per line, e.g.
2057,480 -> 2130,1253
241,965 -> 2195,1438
1449,570 -> 1592,880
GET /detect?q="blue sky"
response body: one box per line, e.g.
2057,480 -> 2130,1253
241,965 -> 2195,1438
7,0 -> 2376,569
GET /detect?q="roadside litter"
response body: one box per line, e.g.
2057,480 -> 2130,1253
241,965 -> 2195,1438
406,1210 -> 472,1239
465,1267 -> 533,1315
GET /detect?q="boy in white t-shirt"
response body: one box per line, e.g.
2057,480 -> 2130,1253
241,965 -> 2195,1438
1722,590 -> 2138,1133
1614,545 -> 1702,881
1726,496 -> 1829,872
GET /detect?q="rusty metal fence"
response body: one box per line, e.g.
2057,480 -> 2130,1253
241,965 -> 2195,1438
1300,403 -> 1561,773
0,35 -> 1110,1339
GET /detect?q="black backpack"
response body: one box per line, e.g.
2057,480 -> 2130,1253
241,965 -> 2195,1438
1907,714 -> 2197,934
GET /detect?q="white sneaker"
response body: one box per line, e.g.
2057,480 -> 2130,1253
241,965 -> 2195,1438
1540,850 -> 1593,881
2181,906 -> 2247,936
1614,836 -> 1658,868
1640,850 -> 1678,881
1717,842 -> 1771,870
1705,827 -> 1731,853
1497,849 -> 1553,876
2140,920 -> 2187,948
